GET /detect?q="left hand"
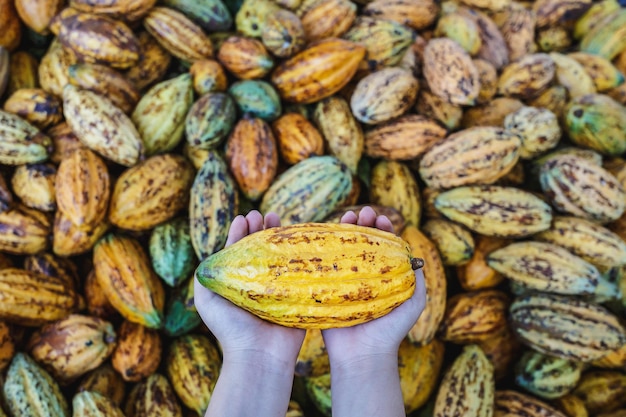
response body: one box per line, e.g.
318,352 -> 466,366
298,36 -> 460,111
194,210 -> 306,365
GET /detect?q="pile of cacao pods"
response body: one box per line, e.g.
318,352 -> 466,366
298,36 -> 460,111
1,0 -> 626,415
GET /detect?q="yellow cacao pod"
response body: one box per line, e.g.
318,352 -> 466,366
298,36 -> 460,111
111,321 -> 162,382
272,112 -> 324,165
196,222 -> 421,329
402,225 -> 446,345
77,363 -> 126,407
27,314 -> 116,384
93,234 -> 165,329
270,38 -> 366,104
166,334 -> 221,415
55,148 -> 110,228
109,154 -> 195,231
0,268 -> 77,326
124,373 -> 183,417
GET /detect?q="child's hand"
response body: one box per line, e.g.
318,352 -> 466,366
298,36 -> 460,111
322,206 -> 427,366
194,210 -> 306,365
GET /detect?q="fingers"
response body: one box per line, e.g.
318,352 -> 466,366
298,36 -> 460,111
357,206 -> 377,227
225,215 -> 249,247
340,210 -> 357,224
374,215 -> 394,234
264,212 -> 281,229
245,210 -> 264,234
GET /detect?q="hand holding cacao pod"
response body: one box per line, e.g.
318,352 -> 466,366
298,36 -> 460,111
195,207 -> 424,330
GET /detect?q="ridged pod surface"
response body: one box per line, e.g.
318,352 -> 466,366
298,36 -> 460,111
52,210 -> 110,257
350,67 -> 419,125
163,277 -> 201,337
564,93 -> 626,156
68,63 -> 139,114
299,0 -> 355,42
362,0 -> 439,30
540,155 -> 625,224
400,338 -> 445,413
535,216 -> 626,268
62,85 -> 143,167
0,268 -> 77,326
433,345 -> 495,417
161,0 -> 231,32
477,326 -> 522,382
270,38 -> 366,104
196,222 -> 418,328
76,363 -> 125,407
499,5 -> 535,62
57,12 -> 139,69
0,205 -> 51,255
423,37 -> 480,105
343,16 -> 415,72
124,373 -> 183,417
225,117 -> 278,201
272,113 -> 324,165
149,218 -> 196,288
313,96 -> 364,173
24,252 -> 79,293
189,59 -> 228,95
296,329 -> 329,377
143,6 -> 213,62
573,371 -> 626,414
494,390 -> 568,417
580,53 -> 626,91
14,0 -> 64,33
10,165 -> 53,214
487,241 -> 613,297
27,314 -> 116,384
402,226 -> 446,345
68,0 -> 154,21
111,321 -> 161,382
93,234 -> 165,329
217,36 -> 274,80
235,0 -> 280,37
125,31 -> 172,91
188,150 -> 238,260
370,160 -> 421,227
504,106 -> 561,159
131,74 -> 194,156
0,321 -> 14,371
421,218 -> 475,266
72,391 -> 125,417
419,126 -> 521,190
166,334 -> 221,415
497,53 -> 555,99
456,235 -> 509,291
0,110 -> 51,165
3,353 -> 69,417
39,38 -> 76,97
228,79 -> 282,121
510,292 -> 626,362
416,90 -> 464,131
261,9 -> 306,58
580,8 -> 626,60
438,290 -> 509,344
185,91 -> 236,149
514,350 -> 584,400
55,148 -> 109,228
363,114 -> 446,161
109,154 -> 195,231
3,88 -> 63,129
260,155 -> 352,226
435,185 -> 553,237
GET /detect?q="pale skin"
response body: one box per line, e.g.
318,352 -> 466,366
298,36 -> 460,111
194,206 -> 427,417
